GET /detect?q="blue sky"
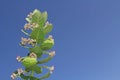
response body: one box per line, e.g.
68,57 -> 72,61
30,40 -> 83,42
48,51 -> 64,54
0,0 -> 120,80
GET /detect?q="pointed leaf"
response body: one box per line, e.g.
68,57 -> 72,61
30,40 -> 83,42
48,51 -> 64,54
33,66 -> 42,74
30,27 -> 45,43
37,56 -> 52,64
39,72 -> 51,79
31,9 -> 41,24
29,76 -> 39,80
38,11 -> 48,27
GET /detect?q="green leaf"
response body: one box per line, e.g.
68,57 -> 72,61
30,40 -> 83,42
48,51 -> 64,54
31,10 -> 48,28
31,9 -> 41,24
38,11 -> 48,27
30,27 -> 45,43
25,65 -> 42,74
40,39 -> 54,50
37,56 -> 52,64
22,57 -> 37,68
29,46 -> 43,58
39,72 -> 51,79
32,66 -> 42,74
29,76 -> 39,80
20,74 -> 39,80
44,23 -> 53,34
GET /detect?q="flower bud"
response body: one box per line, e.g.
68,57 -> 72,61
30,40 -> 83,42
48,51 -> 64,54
40,35 -> 54,50
22,57 -> 37,68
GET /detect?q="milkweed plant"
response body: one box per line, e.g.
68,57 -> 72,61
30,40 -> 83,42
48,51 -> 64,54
11,9 -> 55,80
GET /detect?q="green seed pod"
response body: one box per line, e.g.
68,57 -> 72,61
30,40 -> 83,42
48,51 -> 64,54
40,35 -> 54,50
43,22 -> 53,34
22,57 -> 37,68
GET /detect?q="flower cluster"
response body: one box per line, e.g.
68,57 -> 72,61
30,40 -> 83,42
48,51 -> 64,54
11,68 -> 24,80
20,37 -> 36,46
24,23 -> 38,30
11,9 -> 55,80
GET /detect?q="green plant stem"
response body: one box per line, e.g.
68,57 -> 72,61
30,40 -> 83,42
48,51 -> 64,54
30,70 -> 35,76
43,51 -> 49,54
37,56 -> 52,64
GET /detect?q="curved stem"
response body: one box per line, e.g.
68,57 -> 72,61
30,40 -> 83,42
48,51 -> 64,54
43,51 -> 49,54
21,29 -> 30,36
37,56 -> 52,64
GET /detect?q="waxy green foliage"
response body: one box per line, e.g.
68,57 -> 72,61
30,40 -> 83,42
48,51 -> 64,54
22,57 -> 37,68
11,9 -> 55,80
40,37 -> 54,50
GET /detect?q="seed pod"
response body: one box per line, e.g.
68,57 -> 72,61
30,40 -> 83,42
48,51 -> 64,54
40,35 -> 54,50
22,57 -> 37,68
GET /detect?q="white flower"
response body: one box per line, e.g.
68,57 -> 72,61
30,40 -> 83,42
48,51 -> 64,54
48,35 -> 54,42
28,39 -> 36,46
27,12 -> 33,19
29,52 -> 37,58
24,23 -> 31,30
21,37 -> 29,45
49,51 -> 55,57
17,68 -> 24,75
49,66 -> 55,74
16,56 -> 22,62
11,73 -> 17,80
48,35 -> 53,39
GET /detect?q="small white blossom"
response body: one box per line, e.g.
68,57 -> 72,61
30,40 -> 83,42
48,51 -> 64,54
21,37 -> 36,46
48,35 -> 53,39
17,68 -> 24,75
49,51 -> 55,57
29,52 -> 37,58
31,23 -> 39,29
24,23 -> 31,30
48,35 -> 54,42
45,21 -> 52,27
16,56 -> 22,62
49,66 -> 54,74
28,39 -> 36,46
11,73 -> 17,80
21,37 -> 29,45
27,12 -> 33,19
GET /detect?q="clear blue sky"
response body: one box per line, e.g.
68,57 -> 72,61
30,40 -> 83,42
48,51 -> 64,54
0,0 -> 120,80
